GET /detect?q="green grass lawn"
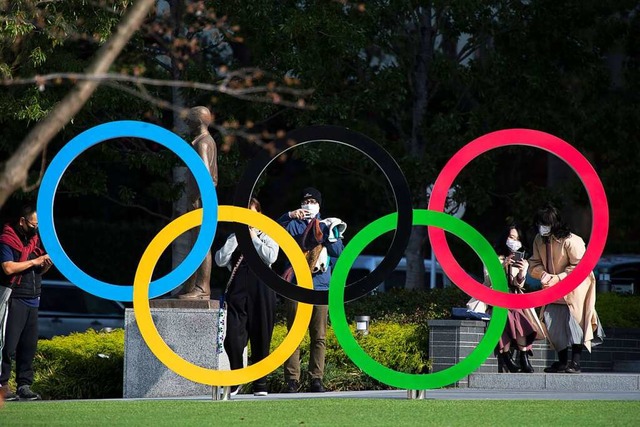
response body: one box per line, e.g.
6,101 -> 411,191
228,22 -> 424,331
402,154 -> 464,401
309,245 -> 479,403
1,399 -> 639,426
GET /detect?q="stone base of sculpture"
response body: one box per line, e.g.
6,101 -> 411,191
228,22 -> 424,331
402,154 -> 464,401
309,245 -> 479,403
123,299 -> 244,398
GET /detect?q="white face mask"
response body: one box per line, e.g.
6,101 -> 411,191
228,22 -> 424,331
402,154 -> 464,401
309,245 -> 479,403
539,225 -> 551,236
506,238 -> 522,252
301,203 -> 320,218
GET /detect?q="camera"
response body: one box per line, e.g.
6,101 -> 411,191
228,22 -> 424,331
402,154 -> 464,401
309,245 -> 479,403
513,251 -> 525,261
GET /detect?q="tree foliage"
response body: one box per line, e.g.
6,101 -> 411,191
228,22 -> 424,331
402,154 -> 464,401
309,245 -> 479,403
1,1 -> 638,287
215,0 -> 640,286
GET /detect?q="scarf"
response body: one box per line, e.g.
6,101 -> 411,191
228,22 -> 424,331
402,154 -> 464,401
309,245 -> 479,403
545,241 -> 556,274
0,223 -> 43,285
282,219 -> 324,283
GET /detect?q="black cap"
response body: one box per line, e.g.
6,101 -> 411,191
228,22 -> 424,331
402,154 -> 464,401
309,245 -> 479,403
301,187 -> 322,206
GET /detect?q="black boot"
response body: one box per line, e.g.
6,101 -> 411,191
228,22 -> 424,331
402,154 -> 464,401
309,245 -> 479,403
512,350 -> 522,371
499,352 -> 520,373
519,350 -> 534,373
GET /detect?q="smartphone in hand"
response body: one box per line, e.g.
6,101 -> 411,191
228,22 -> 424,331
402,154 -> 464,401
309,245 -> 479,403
513,251 -> 525,261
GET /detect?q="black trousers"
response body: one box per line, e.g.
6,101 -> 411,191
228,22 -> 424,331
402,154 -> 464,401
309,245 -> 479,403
223,266 -> 276,386
0,299 -> 39,387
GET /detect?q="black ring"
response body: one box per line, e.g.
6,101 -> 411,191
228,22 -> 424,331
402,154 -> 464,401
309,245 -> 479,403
232,125 -> 412,304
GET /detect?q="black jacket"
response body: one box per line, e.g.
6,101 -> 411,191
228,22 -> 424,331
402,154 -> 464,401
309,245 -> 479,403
0,245 -> 42,299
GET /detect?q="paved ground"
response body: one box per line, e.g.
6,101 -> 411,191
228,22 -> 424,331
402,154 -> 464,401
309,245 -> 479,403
115,388 -> 640,402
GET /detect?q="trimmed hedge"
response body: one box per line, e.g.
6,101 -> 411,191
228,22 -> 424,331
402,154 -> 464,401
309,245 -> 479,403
595,293 -> 640,328
262,320 -> 429,393
274,287 -> 470,325
29,329 -> 124,400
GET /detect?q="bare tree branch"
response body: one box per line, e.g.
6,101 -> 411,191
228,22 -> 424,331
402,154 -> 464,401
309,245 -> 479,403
3,70 -> 314,104
103,80 -> 180,113
0,0 -> 157,208
63,71 -> 315,109
101,80 -> 283,150
101,193 -> 172,221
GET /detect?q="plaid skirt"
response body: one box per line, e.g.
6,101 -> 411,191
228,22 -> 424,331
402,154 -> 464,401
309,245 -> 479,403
543,304 -> 605,351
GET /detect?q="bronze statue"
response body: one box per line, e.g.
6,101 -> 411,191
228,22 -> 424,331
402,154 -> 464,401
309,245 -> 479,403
178,106 -> 218,300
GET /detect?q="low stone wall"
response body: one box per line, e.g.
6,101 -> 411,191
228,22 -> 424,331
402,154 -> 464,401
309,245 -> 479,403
428,319 -> 640,387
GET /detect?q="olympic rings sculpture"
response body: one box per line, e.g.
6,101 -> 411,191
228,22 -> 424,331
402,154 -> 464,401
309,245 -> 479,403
232,125 -> 413,305
37,122 -> 608,390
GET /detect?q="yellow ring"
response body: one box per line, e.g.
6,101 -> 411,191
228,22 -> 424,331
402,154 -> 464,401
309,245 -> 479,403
133,206 -> 313,385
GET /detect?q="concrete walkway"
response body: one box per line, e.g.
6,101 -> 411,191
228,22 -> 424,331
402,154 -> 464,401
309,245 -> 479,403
120,374 -> 640,402
468,372 -> 640,391
122,387 -> 639,402
212,372 -> 640,402
14,374 -> 639,403
228,388 -> 640,401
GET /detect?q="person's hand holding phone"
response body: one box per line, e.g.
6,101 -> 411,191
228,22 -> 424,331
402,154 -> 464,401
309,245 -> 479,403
289,209 -> 310,220
503,254 -> 514,267
513,258 -> 529,281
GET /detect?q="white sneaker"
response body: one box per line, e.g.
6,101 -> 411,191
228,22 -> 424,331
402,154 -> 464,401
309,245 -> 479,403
219,385 -> 240,397
253,391 -> 268,397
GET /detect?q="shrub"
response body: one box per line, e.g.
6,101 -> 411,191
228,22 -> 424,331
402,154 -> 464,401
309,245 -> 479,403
31,329 -> 124,400
344,287 -> 470,324
275,287 -> 470,325
595,293 -> 640,328
264,320 -> 429,392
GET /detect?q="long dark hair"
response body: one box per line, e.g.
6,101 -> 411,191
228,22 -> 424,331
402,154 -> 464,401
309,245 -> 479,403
534,204 -> 571,240
494,224 -> 527,257
249,197 -> 262,212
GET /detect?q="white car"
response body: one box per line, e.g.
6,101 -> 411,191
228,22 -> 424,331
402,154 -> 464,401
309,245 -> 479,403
347,254 -> 453,292
38,280 -> 125,339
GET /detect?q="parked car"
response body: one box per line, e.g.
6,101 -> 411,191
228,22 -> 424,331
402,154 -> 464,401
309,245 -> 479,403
525,254 -> 640,295
347,254 -> 453,292
594,254 -> 640,295
38,280 -> 125,339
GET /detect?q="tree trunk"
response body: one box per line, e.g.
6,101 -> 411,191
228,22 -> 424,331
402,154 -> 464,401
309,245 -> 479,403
404,7 -> 433,291
170,87 -> 191,295
404,191 -> 428,290
167,0 -> 192,295
0,0 -> 157,209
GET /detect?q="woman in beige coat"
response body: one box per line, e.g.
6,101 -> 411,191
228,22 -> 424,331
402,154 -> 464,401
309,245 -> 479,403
528,205 -> 605,373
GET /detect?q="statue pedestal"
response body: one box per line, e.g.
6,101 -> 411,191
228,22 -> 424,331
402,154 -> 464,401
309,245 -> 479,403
123,299 -> 239,398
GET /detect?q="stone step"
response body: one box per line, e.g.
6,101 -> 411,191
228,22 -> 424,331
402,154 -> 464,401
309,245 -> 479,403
468,372 -> 640,391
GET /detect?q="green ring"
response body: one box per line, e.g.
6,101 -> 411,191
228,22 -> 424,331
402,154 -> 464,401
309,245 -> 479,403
328,209 -> 508,389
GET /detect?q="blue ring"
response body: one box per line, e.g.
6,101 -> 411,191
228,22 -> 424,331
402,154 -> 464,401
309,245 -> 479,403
37,121 -> 218,301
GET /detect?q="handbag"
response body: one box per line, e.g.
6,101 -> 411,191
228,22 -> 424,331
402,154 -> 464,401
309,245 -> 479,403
466,296 -> 489,314
514,288 -> 547,341
216,255 -> 244,355
522,306 -> 547,341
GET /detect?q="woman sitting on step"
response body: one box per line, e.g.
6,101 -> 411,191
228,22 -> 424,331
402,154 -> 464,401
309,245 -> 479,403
470,224 -> 540,373
529,204 -> 605,374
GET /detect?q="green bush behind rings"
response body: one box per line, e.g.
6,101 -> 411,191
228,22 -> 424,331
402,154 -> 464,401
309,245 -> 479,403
28,329 -> 124,400
20,319 -> 428,399
265,321 -> 430,393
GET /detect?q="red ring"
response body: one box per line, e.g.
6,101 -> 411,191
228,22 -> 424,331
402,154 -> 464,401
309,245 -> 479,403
428,129 -> 608,309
